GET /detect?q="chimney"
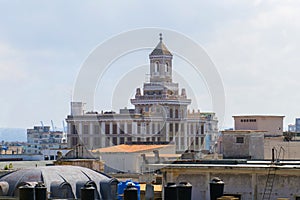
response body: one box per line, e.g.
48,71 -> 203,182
141,154 -> 148,164
153,150 -> 160,164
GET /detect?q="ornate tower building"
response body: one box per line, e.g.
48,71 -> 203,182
66,34 -> 219,153
131,34 -> 191,121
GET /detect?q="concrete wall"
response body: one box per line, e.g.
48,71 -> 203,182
161,164 -> 300,200
221,131 -> 264,159
264,137 -> 300,160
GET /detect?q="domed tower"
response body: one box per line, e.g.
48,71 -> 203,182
149,33 -> 173,83
131,34 -> 191,119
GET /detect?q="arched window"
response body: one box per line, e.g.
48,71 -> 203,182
170,109 -> 173,118
165,62 -> 169,72
155,62 -> 159,72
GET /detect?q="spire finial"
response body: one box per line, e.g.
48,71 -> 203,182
159,33 -> 162,41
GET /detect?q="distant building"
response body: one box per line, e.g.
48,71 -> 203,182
66,35 -> 219,153
295,118 -> 300,132
25,126 -> 68,160
233,115 -> 284,136
288,124 -> 296,132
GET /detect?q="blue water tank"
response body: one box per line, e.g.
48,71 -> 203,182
118,180 -> 140,200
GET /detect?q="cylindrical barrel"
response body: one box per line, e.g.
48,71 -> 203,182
210,177 -> 224,200
81,185 -> 95,200
124,184 -> 138,200
35,183 -> 47,200
19,185 -> 35,200
177,182 -> 192,200
164,182 -> 177,200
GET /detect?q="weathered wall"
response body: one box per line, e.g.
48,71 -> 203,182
222,131 -> 264,159
264,138 -> 300,160
161,165 -> 300,200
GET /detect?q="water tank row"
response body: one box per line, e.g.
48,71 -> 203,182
164,182 -> 192,200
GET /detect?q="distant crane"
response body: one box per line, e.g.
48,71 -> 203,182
51,120 -> 55,132
40,121 -> 44,129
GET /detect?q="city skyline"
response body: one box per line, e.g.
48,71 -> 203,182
1,1 -> 300,130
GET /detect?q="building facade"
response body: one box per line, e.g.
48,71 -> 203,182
233,115 -> 284,136
66,35 -> 218,153
220,130 -> 265,159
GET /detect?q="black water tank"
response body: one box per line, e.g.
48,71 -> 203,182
210,177 -> 224,200
177,182 -> 192,200
19,185 -> 35,200
81,185 -> 95,200
164,182 -> 177,200
35,183 -> 47,200
124,183 -> 138,200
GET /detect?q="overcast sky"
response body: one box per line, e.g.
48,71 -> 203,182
0,0 -> 300,130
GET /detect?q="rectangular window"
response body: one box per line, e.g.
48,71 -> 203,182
72,125 -> 77,134
169,123 -> 173,132
72,137 -> 78,146
175,123 -> 179,132
137,122 -> 141,134
201,125 -> 204,134
236,137 -> 244,143
113,123 -> 117,134
120,137 -> 124,144
105,124 -> 110,135
83,125 -> 89,134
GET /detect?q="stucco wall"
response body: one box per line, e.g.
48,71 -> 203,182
161,165 -> 300,200
222,131 -> 264,159
264,138 -> 300,160
234,116 -> 284,135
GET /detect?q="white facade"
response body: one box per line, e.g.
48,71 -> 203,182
66,35 -> 219,153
